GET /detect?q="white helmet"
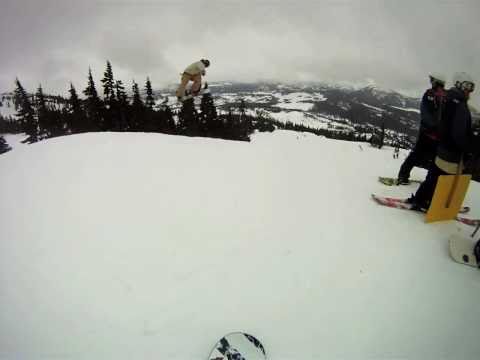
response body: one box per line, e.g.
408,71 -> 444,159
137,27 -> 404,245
453,72 -> 475,92
429,73 -> 446,86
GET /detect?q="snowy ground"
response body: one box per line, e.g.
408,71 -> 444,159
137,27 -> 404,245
1,131 -> 479,360
390,106 -> 421,114
263,111 -> 333,131
362,103 -> 385,113
1,133 -> 27,150
0,102 -> 17,118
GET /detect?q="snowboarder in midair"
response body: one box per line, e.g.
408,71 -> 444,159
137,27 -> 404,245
407,72 -> 476,210
176,59 -> 210,100
397,74 -> 446,184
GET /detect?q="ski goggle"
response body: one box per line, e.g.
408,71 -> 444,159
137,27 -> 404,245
460,81 -> 475,92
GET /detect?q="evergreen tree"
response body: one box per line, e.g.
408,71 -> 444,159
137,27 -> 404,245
131,80 -> 145,131
178,98 -> 198,135
0,135 -> 11,154
379,121 -> 385,149
115,80 -> 128,131
101,60 -> 116,103
68,83 -> 88,133
132,81 -> 143,108
35,85 -> 49,137
200,92 -> 217,120
162,104 -> 176,133
14,78 -> 37,142
200,92 -> 218,134
83,68 -> 103,130
101,61 -> 117,130
115,80 -> 128,105
145,77 -> 155,109
239,99 -> 246,117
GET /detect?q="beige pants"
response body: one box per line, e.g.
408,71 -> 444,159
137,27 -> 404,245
176,73 -> 202,97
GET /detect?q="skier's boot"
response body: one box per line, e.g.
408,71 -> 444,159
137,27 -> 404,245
396,177 -> 410,185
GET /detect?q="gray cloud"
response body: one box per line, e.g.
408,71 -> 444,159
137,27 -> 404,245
1,0 -> 479,106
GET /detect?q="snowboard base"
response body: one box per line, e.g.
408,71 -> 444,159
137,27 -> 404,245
449,235 -> 479,268
179,82 -> 210,102
208,332 -> 266,360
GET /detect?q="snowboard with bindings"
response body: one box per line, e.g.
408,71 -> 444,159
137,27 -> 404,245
378,176 -> 422,186
371,194 -> 479,227
179,82 -> 210,102
449,235 -> 480,268
208,332 -> 266,360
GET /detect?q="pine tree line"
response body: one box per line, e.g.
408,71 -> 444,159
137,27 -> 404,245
7,60 -> 414,147
10,61 -> 266,143
0,115 -> 23,133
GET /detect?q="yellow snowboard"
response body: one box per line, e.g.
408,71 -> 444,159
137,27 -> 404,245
425,175 -> 471,223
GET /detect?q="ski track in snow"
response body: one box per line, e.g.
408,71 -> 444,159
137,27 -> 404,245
0,131 -> 479,360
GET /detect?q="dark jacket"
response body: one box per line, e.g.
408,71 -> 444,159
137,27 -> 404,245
436,88 -> 473,164
420,88 -> 445,138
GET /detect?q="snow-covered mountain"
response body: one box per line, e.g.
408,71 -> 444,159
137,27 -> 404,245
158,82 -> 424,139
1,131 -> 479,359
0,92 -> 18,118
0,91 -> 65,119
3,82 -> 479,145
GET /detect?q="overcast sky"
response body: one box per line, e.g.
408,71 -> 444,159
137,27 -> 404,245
1,0 -> 479,105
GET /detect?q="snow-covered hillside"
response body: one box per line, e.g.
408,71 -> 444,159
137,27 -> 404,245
1,131 -> 479,359
154,82 -> 424,141
1,133 -> 26,150
0,98 -> 18,118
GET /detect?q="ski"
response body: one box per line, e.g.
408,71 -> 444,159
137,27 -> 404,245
208,332 -> 266,360
455,216 -> 480,227
378,176 -> 422,186
371,194 -> 477,226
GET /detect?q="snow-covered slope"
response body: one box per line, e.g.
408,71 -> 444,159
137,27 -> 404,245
0,100 -> 18,118
1,132 -> 479,359
160,82 -> 422,140
1,133 -> 26,150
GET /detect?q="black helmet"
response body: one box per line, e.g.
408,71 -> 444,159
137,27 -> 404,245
429,73 -> 446,87
201,59 -> 210,67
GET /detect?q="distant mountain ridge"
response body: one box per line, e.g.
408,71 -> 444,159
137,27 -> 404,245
3,82 -> 478,141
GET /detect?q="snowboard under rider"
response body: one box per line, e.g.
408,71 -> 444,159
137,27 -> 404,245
176,59 -> 210,99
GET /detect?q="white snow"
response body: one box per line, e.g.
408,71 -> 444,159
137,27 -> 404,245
264,110 -> 331,130
362,103 -> 385,112
270,92 -> 326,112
1,131 -> 480,360
276,92 -> 326,102
1,133 -> 27,149
239,94 -> 274,104
0,101 -> 18,118
274,102 -> 314,111
391,106 -> 421,114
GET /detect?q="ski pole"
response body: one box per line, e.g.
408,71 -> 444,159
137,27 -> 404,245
472,222 -> 480,238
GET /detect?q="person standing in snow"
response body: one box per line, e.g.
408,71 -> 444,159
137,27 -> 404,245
407,72 -> 476,210
176,59 -> 210,99
393,146 -> 400,159
396,74 -> 447,184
